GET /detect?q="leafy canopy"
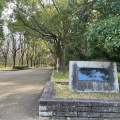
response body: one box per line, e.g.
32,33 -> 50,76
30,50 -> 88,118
86,0 -> 120,60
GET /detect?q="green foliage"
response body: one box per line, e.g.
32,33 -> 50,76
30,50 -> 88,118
53,70 -> 69,79
0,0 -> 5,15
94,0 -> 120,16
86,16 -> 120,56
4,0 -> 120,70
0,26 -> 4,40
66,0 -> 95,61
13,65 -> 29,70
7,0 -> 98,71
86,0 -> 120,60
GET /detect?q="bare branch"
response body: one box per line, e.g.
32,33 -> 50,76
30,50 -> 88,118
51,0 -> 59,12
31,15 -> 57,39
39,0 -> 46,11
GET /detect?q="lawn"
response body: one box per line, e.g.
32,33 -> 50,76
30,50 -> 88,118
0,67 -> 12,70
55,83 -> 120,100
52,70 -> 69,82
118,73 -> 120,83
0,66 -> 29,70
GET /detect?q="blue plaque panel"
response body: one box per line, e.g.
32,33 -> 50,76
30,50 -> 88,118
78,68 -> 109,81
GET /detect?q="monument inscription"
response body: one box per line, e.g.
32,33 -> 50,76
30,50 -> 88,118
69,61 -> 119,92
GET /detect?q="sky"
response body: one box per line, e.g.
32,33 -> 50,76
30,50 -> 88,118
2,2 -> 15,20
1,2 -> 16,35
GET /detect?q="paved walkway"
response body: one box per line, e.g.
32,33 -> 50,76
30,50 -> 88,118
0,67 -> 53,120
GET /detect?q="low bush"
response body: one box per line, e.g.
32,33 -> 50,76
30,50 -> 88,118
13,66 -> 29,70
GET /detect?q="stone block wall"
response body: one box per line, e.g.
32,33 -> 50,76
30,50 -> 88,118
39,81 -> 120,120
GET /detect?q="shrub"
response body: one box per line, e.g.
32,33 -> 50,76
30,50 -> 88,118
13,66 -> 29,70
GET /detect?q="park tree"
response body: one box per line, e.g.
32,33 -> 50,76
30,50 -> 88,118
4,0 -> 113,70
9,0 -> 72,72
18,32 -> 26,65
65,0 -> 98,63
27,39 -> 50,67
0,34 -> 10,67
28,39 -> 36,67
10,33 -> 21,68
8,0 -> 97,72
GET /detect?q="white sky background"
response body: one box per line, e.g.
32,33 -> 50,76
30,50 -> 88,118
2,2 -> 16,36
2,0 -> 52,19
2,2 -> 16,20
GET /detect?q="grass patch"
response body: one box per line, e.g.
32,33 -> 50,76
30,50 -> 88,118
55,83 -> 120,100
118,73 -> 120,83
0,67 -> 12,70
52,70 -> 69,82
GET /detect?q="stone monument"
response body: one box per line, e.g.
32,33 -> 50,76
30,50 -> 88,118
69,61 -> 119,92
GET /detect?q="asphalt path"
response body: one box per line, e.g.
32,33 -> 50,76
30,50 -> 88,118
0,67 -> 53,120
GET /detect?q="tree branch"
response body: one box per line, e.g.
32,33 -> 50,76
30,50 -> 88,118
39,0 -> 46,11
17,11 -> 57,40
51,0 -> 60,12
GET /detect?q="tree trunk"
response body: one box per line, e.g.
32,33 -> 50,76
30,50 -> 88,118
21,55 -> 24,65
19,54 -> 24,65
61,46 -> 66,72
13,52 -> 16,68
59,41 -> 66,72
4,57 -> 7,68
30,58 -> 33,67
33,60 -> 35,66
26,59 -> 29,66
26,53 -> 29,66
13,55 -> 16,68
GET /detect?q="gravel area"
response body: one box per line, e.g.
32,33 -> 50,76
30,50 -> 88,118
0,67 -> 53,120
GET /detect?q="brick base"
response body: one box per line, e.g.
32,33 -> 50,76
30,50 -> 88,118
39,82 -> 120,120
